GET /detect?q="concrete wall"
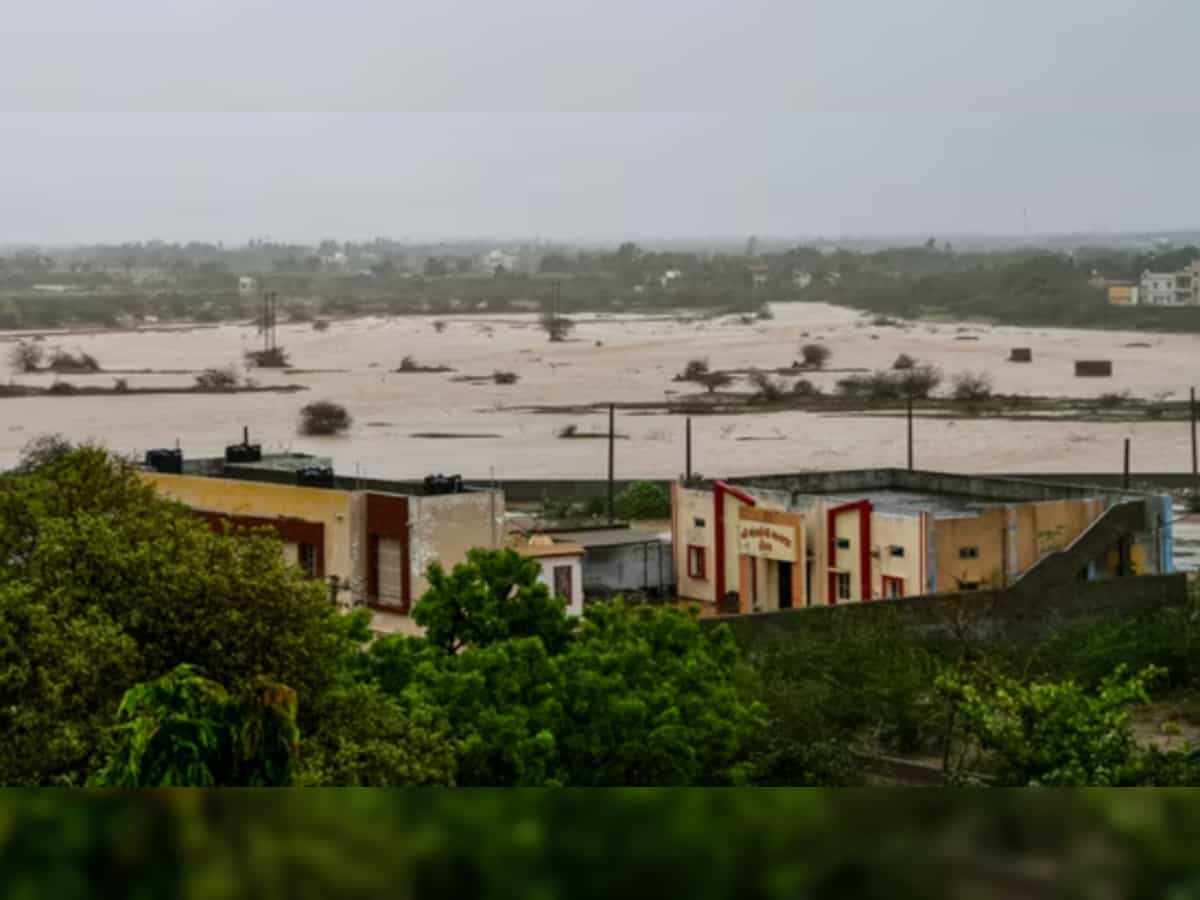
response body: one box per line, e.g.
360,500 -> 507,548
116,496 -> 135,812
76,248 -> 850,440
934,508 -> 1008,591
408,490 -> 504,599
143,471 -> 360,588
672,484 -> 715,601
872,511 -> 925,598
712,573 -> 1190,647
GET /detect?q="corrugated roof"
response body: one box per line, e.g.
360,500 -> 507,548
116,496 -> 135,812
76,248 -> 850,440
550,528 -> 668,548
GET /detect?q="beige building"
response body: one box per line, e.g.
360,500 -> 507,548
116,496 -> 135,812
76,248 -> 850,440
672,470 -> 1169,614
142,448 -> 504,615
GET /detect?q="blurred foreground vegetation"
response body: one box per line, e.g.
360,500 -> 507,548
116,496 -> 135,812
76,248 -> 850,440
4,792 -> 1200,900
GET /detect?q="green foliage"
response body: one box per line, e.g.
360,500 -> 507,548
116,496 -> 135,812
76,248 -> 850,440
937,664 -> 1161,786
613,480 -> 670,520
800,342 -> 831,368
298,400 -> 352,435
415,548 -> 577,655
92,664 -> 299,787
0,447 -> 346,785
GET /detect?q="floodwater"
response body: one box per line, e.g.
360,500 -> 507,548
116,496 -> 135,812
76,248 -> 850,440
2,303 -> 1198,479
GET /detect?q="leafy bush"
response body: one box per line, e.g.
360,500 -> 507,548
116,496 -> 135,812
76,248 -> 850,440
398,355 -> 419,372
541,314 -> 574,342
299,401 -> 353,436
9,341 -> 43,373
246,347 -> 290,368
312,319 -> 331,331
113,377 -> 129,393
47,381 -> 77,395
679,358 -> 710,381
951,371 -> 993,404
893,353 -> 916,370
792,379 -> 821,397
493,370 -> 519,385
194,367 -> 240,391
697,371 -> 733,393
748,370 -> 785,402
47,349 -> 101,373
800,343 -> 831,369
613,481 -> 671,520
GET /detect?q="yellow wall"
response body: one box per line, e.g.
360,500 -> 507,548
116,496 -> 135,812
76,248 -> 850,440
871,512 -> 924,597
408,491 -> 505,600
142,472 -> 359,586
1108,284 -> 1135,305
935,509 -> 1008,591
673,484 -> 716,602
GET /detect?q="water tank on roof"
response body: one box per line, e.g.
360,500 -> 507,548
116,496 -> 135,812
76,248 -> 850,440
145,448 -> 183,474
423,473 -> 463,495
297,466 -> 335,488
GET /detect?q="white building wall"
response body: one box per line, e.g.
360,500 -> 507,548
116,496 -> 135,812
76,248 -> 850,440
533,554 -> 584,616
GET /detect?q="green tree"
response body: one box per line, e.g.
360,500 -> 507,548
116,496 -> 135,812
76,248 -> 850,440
92,664 -> 299,787
0,447 -> 347,785
613,481 -> 670,520
414,548 -> 577,655
937,664 -> 1161,786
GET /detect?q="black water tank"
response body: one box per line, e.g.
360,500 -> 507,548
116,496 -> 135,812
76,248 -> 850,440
145,448 -> 183,474
297,466 -> 335,488
225,442 -> 262,463
423,473 -> 463,495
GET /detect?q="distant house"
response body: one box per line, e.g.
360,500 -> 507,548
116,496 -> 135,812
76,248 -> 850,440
792,270 -> 813,289
1106,282 -> 1138,306
511,534 -> 585,616
659,269 -> 683,287
237,276 -> 257,294
749,263 -> 770,287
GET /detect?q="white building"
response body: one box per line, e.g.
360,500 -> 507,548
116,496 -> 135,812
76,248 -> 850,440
1140,269 -> 1196,306
512,535 -> 585,616
237,276 -> 258,294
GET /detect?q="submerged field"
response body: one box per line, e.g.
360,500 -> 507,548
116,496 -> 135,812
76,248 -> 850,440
2,302 -> 1198,478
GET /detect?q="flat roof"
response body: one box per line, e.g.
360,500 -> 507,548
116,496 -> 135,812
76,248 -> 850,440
552,527 -> 668,548
795,488 -> 1013,519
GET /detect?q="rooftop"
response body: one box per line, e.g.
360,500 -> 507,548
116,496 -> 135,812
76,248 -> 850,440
549,527 -> 668,548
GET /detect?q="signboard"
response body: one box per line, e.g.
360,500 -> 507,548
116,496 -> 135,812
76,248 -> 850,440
738,507 -> 802,562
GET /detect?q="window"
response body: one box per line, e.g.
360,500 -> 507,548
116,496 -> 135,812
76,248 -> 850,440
958,546 -> 979,559
889,545 -> 905,558
687,545 -> 707,579
836,537 -> 851,550
693,517 -> 706,528
836,572 -> 852,600
553,564 -> 574,601
298,542 -> 319,578
882,575 -> 904,598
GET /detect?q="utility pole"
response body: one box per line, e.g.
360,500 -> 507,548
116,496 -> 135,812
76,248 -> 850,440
906,386 -> 914,471
1191,387 -> 1198,501
608,403 -> 616,522
685,416 -> 693,481
1123,437 -> 1131,490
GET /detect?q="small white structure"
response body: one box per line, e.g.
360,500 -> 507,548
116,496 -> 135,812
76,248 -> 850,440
513,535 -> 585,617
238,276 -> 258,294
792,270 -> 813,289
659,269 -> 682,287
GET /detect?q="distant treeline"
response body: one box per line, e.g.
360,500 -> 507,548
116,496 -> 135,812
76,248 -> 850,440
3,240 -> 1199,331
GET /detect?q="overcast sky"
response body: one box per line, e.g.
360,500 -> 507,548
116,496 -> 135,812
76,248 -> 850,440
2,0 -> 1197,244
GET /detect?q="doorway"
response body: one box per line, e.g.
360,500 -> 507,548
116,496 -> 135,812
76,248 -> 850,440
778,560 -> 793,609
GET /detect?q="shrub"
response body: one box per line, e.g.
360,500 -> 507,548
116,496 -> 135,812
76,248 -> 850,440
47,381 -> 77,395
901,365 -> 943,399
246,347 -> 290,368
299,401 -> 353,436
432,320 -> 447,334
951,371 -> 993,404
792,379 -> 821,397
871,315 -> 898,327
493,370 -> 519,385
614,481 -> 671,520
679,358 -> 710,381
398,355 -> 419,372
748,370 -> 785,402
113,378 -> 129,393
755,303 -> 774,321
541,314 -> 574,342
47,349 -> 102,373
312,319 -> 330,332
800,343 -> 831,369
10,341 -> 43,373
892,353 -> 916,370
557,424 -> 578,438
697,371 -> 733,393
1098,391 -> 1131,409
194,367 -> 240,391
